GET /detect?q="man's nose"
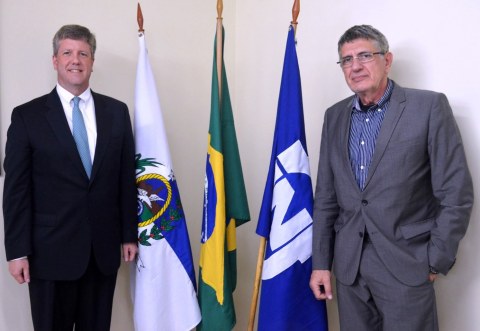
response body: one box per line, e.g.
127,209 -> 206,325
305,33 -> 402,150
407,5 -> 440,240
351,58 -> 363,70
71,53 -> 81,63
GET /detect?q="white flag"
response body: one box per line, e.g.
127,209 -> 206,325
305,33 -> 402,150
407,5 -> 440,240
131,32 -> 201,331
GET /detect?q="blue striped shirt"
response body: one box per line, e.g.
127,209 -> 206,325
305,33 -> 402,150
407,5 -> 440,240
349,80 -> 394,190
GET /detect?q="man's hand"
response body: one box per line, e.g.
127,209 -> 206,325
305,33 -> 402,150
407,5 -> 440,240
122,243 -> 138,262
9,259 -> 30,284
310,269 -> 333,300
428,273 -> 438,282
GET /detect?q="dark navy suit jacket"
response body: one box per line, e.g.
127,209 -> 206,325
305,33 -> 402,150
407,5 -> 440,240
3,88 -> 137,280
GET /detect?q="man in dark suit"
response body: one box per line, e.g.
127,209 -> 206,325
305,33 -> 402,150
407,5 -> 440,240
3,24 -> 138,331
309,25 -> 473,330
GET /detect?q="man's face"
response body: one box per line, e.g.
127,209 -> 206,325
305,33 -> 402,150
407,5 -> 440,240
339,38 -> 392,103
52,38 -> 94,95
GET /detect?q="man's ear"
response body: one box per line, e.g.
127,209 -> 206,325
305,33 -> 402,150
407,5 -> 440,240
52,55 -> 58,70
384,52 -> 393,72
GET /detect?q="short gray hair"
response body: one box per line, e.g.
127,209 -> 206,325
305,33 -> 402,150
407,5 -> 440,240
338,25 -> 389,56
52,24 -> 96,59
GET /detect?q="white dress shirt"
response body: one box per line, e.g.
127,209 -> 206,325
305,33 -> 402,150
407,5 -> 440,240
56,84 -> 97,162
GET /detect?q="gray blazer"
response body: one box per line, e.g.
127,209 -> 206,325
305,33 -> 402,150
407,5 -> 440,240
312,81 -> 473,286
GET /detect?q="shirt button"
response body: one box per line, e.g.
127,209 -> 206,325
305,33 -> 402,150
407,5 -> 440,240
360,165 -> 365,170
361,141 -> 365,145
366,118 -> 370,122
362,200 -> 368,206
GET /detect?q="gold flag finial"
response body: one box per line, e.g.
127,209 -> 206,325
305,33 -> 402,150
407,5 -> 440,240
137,3 -> 144,33
291,0 -> 300,33
217,0 -> 223,19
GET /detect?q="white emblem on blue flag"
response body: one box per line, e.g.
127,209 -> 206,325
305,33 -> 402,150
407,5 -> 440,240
263,140 -> 313,279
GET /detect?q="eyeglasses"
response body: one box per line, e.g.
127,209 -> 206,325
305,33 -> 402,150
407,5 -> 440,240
337,51 -> 385,68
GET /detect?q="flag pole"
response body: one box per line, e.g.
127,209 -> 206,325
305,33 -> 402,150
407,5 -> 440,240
216,0 -> 223,101
247,237 -> 266,331
247,3 -> 301,330
137,2 -> 144,33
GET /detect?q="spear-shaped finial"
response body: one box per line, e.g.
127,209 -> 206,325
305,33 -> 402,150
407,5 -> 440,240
137,3 -> 144,33
291,0 -> 300,33
217,0 -> 223,19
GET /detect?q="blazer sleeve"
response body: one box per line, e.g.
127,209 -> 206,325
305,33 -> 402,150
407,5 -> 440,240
312,109 -> 340,270
118,105 -> 138,244
3,108 -> 33,261
427,93 -> 474,274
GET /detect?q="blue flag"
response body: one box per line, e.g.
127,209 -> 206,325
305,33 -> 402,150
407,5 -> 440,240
256,26 -> 328,331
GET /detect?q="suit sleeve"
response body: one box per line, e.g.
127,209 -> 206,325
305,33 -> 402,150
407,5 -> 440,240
427,93 -> 474,274
3,108 -> 33,261
312,109 -> 340,270
118,105 -> 138,244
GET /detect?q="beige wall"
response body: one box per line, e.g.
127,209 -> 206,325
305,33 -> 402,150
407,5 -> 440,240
1,0 -> 479,330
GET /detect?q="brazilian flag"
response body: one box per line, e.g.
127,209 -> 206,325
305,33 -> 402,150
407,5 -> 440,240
198,24 -> 250,331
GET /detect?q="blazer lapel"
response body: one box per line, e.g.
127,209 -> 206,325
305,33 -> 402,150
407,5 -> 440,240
364,83 -> 407,189
90,92 -> 111,183
45,89 -> 89,179
340,98 -> 361,191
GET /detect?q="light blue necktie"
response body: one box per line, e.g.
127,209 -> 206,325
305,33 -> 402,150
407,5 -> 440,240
72,96 -> 92,178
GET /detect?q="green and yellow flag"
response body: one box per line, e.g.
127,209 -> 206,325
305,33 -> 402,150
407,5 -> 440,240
198,23 -> 250,331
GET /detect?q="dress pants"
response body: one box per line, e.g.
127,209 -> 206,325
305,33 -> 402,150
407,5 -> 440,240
336,239 -> 438,331
28,255 -> 118,331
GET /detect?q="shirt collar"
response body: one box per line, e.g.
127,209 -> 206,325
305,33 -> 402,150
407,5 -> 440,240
56,84 -> 92,105
352,79 -> 394,113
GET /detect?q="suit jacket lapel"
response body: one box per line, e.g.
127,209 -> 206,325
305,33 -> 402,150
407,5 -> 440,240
90,91 -> 111,183
340,98 -> 361,191
45,89 -> 89,179
364,83 -> 407,189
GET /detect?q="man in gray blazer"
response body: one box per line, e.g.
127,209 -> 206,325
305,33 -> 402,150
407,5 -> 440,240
309,25 -> 473,331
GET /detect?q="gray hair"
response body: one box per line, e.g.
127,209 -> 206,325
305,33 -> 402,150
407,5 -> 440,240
52,25 -> 96,59
338,25 -> 389,56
